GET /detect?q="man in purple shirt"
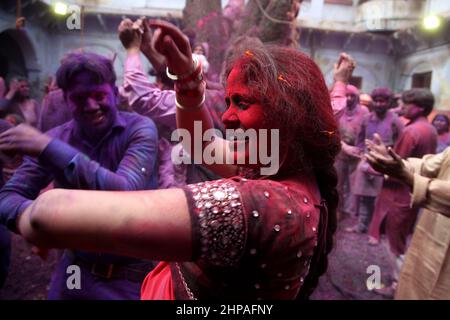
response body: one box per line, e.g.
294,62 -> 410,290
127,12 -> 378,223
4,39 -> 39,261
0,52 -> 159,299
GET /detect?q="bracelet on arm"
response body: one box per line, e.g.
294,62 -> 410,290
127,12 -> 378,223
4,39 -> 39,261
169,56 -> 206,111
167,57 -> 204,91
166,56 -> 199,81
175,92 -> 206,111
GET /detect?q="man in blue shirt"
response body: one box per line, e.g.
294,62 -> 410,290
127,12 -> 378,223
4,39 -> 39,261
0,52 -> 159,299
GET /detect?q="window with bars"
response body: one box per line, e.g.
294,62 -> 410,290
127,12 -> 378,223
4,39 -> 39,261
412,71 -> 432,89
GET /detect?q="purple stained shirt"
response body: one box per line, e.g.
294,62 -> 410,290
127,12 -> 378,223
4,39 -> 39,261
0,111 -> 159,263
351,110 -> 404,197
122,53 -> 182,188
356,110 -> 404,151
122,52 -> 177,133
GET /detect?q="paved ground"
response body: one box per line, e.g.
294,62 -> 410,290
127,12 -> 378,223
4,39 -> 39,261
0,234 -> 57,300
311,215 -> 393,300
0,215 -> 393,300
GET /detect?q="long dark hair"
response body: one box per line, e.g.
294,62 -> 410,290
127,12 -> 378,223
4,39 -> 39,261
223,44 -> 340,299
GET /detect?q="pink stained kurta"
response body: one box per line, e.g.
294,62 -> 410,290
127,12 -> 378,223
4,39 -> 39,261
330,81 -> 347,120
337,104 -> 370,148
368,117 -> 438,254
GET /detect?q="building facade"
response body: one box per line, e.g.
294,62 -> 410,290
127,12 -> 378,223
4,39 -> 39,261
0,0 -> 449,110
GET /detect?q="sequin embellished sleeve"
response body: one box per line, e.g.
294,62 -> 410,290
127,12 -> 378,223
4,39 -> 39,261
183,179 -> 246,267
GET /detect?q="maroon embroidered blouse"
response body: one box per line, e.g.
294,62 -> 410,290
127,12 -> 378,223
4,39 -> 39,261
141,173 -> 325,300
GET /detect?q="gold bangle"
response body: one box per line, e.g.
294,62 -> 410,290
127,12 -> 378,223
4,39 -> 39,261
175,93 -> 206,111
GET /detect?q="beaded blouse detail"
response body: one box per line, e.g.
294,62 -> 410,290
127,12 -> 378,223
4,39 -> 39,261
187,180 -> 246,267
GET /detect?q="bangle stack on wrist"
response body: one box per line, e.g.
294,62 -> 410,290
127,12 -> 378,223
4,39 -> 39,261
167,56 -> 204,90
166,56 -> 199,80
168,56 -> 206,111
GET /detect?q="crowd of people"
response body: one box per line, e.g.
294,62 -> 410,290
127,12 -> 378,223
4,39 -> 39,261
331,66 -> 450,299
0,16 -> 448,300
337,84 -> 443,297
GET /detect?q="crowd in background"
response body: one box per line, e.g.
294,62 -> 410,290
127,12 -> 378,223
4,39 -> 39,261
0,15 -> 449,300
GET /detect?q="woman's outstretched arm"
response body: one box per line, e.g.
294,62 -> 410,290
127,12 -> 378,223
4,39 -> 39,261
17,188 -> 192,261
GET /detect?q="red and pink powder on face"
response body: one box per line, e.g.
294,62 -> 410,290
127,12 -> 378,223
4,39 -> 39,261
223,66 -> 266,132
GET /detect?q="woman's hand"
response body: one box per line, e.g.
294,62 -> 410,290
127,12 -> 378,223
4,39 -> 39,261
148,20 -> 193,76
137,17 -> 155,56
137,17 -> 167,73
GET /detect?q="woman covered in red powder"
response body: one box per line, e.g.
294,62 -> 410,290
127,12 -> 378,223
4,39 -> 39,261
13,21 -> 340,300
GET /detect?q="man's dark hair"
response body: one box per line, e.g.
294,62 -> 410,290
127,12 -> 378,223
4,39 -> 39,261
371,87 -> 393,100
56,52 -> 116,92
402,88 -> 435,116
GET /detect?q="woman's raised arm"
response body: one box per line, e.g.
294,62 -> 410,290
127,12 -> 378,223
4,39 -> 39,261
149,20 -> 237,178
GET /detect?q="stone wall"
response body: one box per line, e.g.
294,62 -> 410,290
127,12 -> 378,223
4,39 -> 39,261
394,44 -> 450,110
301,46 -> 394,94
0,10 -> 153,101
1,7 -> 449,110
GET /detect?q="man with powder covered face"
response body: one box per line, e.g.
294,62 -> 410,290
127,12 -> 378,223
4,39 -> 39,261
0,52 -> 158,299
348,88 -> 404,235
